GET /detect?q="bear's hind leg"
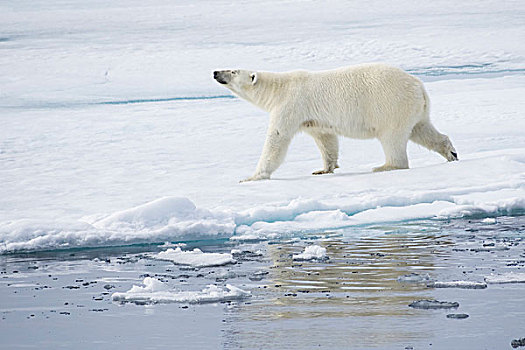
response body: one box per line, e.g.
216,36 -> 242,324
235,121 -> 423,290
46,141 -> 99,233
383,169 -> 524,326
410,121 -> 458,161
374,131 -> 410,172
309,132 -> 339,175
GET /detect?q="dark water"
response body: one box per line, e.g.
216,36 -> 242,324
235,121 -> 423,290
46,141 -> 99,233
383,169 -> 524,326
1,216 -> 524,349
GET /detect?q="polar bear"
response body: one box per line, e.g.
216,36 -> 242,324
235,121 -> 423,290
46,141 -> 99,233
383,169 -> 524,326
213,63 -> 457,182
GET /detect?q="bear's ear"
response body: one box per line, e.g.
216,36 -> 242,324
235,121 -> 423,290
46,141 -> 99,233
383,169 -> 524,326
250,72 -> 258,85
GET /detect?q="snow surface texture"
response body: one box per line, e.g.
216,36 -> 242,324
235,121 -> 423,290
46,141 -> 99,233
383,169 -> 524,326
111,277 -> 250,304
154,247 -> 236,268
1,0 -> 524,252
292,245 -> 327,261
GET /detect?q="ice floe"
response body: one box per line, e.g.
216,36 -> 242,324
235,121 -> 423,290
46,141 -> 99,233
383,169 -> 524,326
397,273 -> 433,284
428,281 -> 487,289
0,0 -> 524,256
153,247 -> 236,268
485,272 -> 525,284
446,313 -> 469,319
292,245 -> 327,261
111,277 -> 250,304
409,300 -> 459,309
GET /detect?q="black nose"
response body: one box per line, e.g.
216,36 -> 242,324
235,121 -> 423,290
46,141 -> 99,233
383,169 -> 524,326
213,71 -> 219,79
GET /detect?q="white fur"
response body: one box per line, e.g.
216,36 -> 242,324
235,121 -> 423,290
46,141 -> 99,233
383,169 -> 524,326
214,63 -> 457,181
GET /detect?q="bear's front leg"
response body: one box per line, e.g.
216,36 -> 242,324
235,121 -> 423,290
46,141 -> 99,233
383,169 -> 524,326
308,132 -> 339,175
241,126 -> 294,182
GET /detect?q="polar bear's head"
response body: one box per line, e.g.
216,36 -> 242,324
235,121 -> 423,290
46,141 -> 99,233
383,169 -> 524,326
213,69 -> 258,91
213,69 -> 276,111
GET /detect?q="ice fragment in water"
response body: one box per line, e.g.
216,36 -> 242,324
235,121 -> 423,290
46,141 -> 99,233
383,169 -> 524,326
446,313 -> 469,319
112,277 -> 250,304
292,245 -> 327,261
429,281 -> 487,289
153,247 -> 236,268
397,273 -> 432,283
481,218 -> 497,224
408,300 -> 459,309
511,338 -> 525,349
485,272 -> 525,284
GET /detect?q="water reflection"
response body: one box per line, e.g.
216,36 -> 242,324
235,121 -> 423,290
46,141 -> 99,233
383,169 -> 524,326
253,233 -> 453,319
226,231 -> 456,349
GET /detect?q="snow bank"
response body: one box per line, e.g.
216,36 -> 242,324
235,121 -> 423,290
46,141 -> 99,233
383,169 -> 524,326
111,277 -> 250,304
88,197 -> 235,237
1,186 -> 524,253
154,247 -> 236,268
293,245 -> 327,261
0,197 -> 236,253
485,272 -> 525,284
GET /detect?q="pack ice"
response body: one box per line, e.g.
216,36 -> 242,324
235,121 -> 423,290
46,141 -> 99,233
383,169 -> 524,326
0,0 -> 524,253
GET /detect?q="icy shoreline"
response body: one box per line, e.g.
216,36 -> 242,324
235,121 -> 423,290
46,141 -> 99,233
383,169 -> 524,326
0,192 -> 523,253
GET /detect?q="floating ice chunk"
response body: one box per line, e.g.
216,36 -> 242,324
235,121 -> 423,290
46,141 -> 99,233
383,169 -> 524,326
213,270 -> 238,280
429,281 -> 487,289
485,272 -> 525,284
511,338 -> 525,348
293,245 -> 327,261
231,249 -> 263,258
127,276 -> 169,293
154,247 -> 236,268
446,313 -> 469,319
397,273 -> 432,284
112,277 -> 250,304
409,299 -> 459,309
482,218 -> 497,224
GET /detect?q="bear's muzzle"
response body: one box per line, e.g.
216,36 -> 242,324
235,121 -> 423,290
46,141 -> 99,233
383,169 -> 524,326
213,70 -> 230,84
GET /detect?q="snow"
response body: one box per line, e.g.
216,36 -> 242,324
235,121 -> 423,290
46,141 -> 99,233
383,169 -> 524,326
485,272 -> 525,284
111,277 -> 250,304
1,0 -> 524,253
153,247 -> 236,268
292,245 -> 327,261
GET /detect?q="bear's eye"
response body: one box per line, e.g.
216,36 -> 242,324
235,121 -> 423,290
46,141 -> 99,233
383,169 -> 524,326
231,70 -> 238,75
